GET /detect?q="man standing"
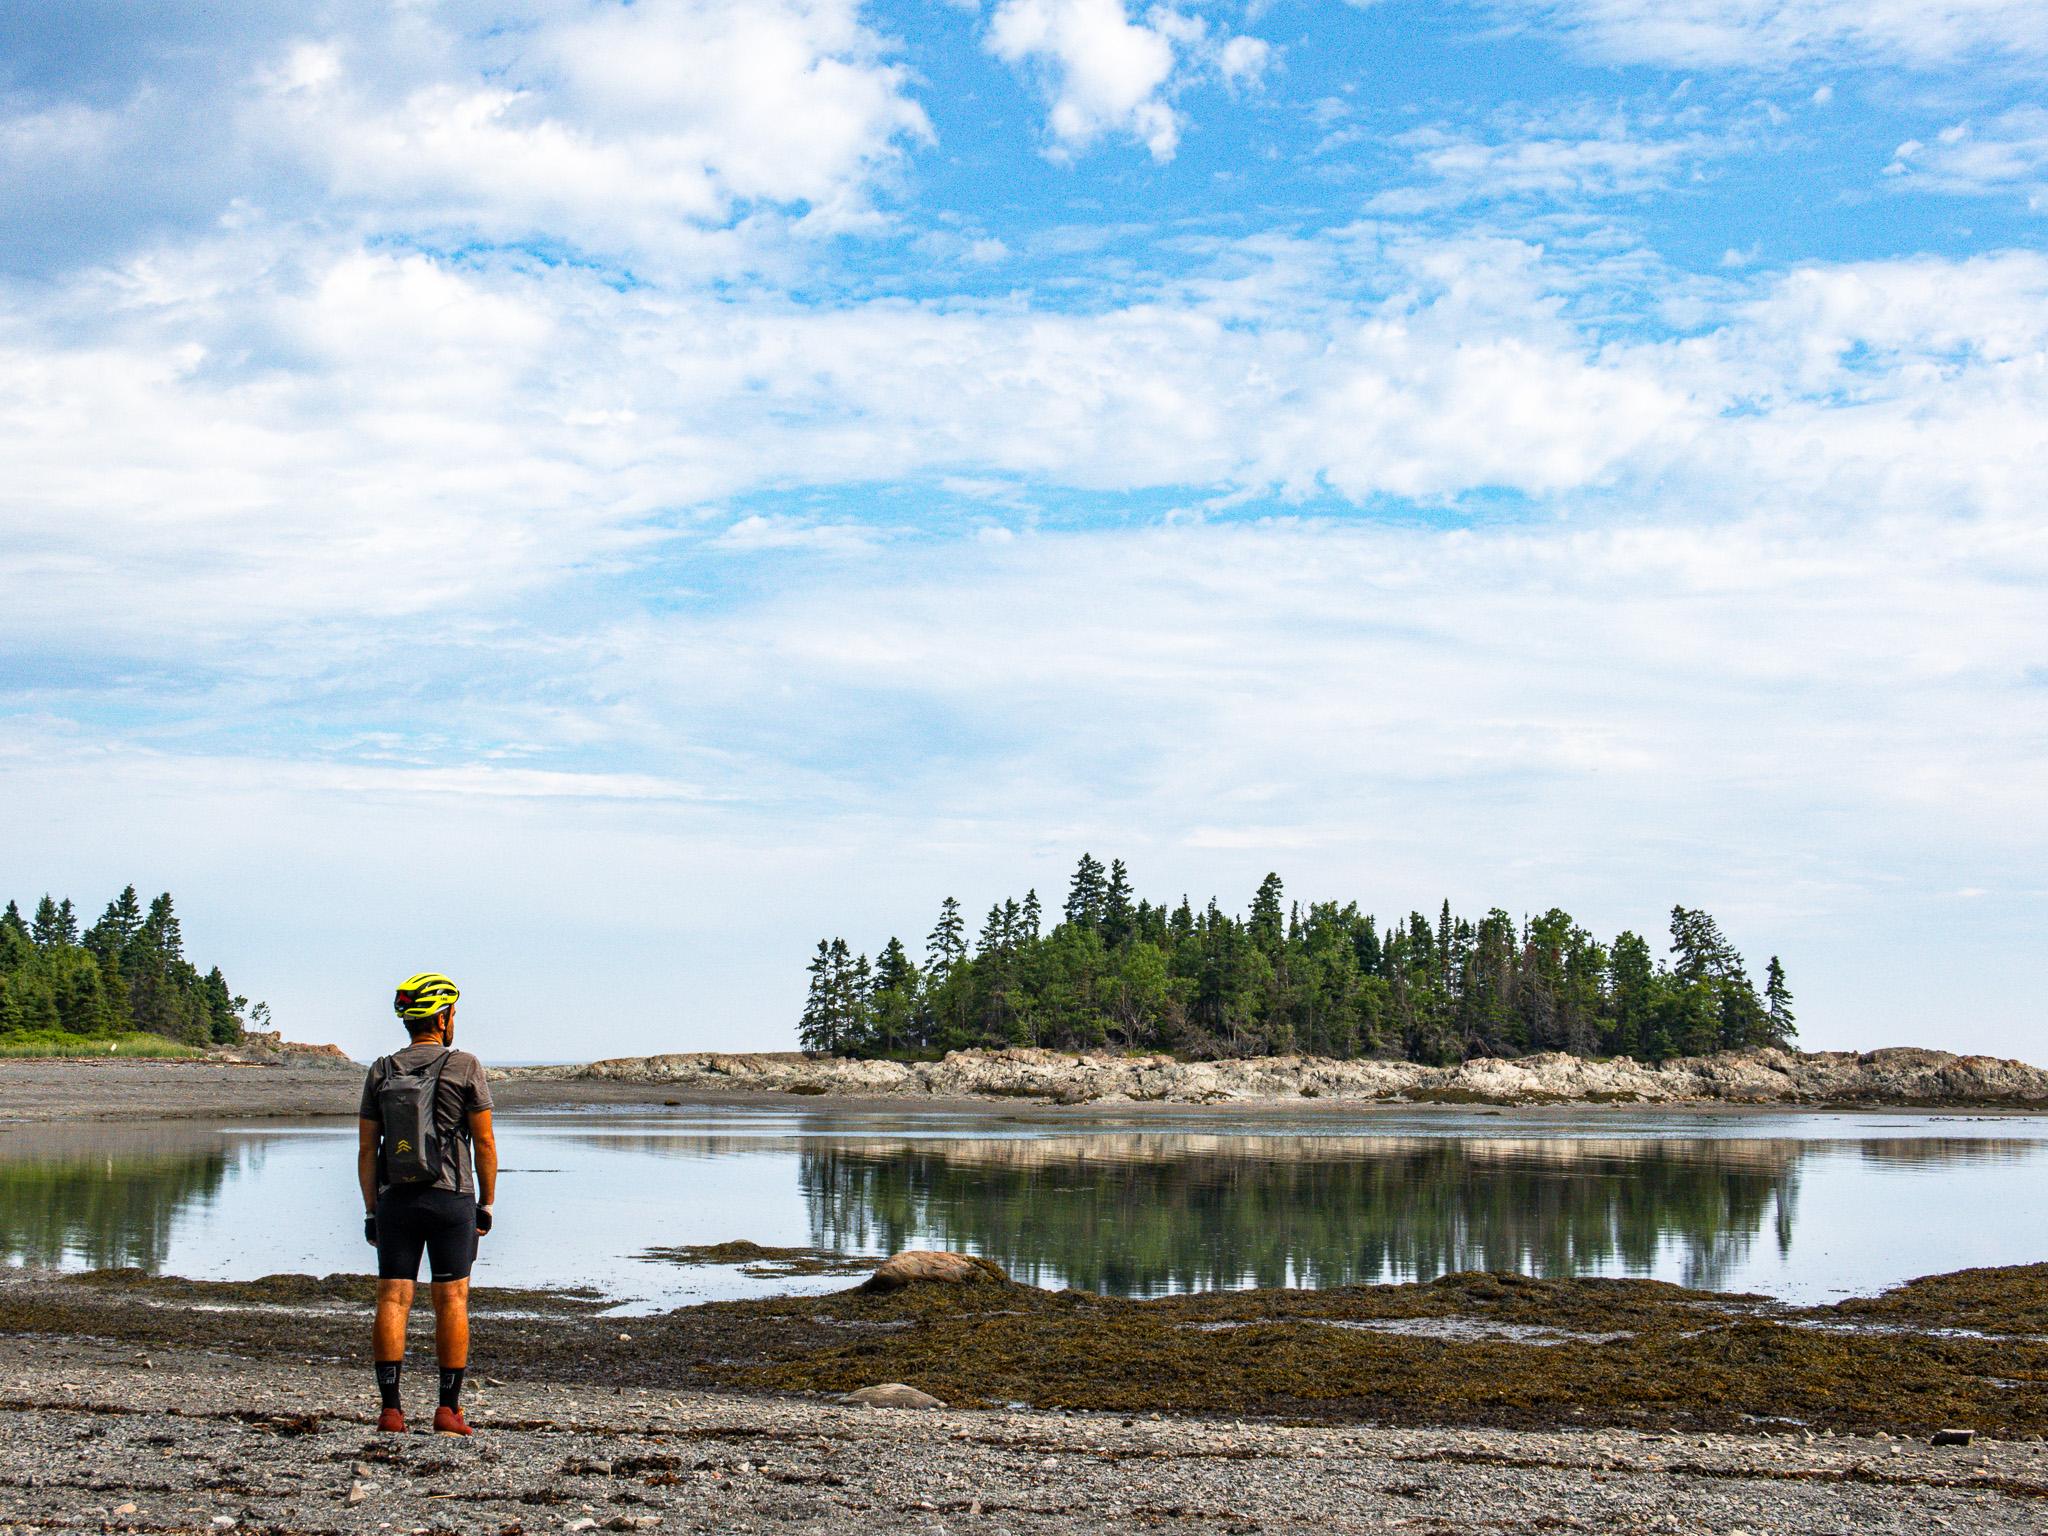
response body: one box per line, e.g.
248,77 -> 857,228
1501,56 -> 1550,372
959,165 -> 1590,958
358,971 -> 498,1435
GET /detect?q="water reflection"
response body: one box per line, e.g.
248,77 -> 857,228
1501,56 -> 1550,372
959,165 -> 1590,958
0,1125 -> 233,1271
798,1135 -> 1804,1294
0,1115 -> 2041,1305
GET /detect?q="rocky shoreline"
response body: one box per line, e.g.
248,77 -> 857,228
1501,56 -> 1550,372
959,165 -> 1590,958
11,1336 -> 2045,1536
512,1043 -> 2048,1108
3,1263 -> 2048,1533
2,1043 -> 2042,1125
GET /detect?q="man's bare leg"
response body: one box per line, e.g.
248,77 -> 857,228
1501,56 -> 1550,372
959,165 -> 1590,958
373,1279 -> 413,1430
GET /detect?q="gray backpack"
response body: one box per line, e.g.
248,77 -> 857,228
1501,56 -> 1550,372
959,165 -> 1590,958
374,1049 -> 452,1187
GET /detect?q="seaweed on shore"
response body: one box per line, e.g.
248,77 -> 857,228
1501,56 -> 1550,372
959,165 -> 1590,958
640,1240 -> 880,1278
10,1262 -> 2048,1438
716,1275 -> 2048,1435
66,1267 -> 610,1313
1818,1263 -> 2048,1336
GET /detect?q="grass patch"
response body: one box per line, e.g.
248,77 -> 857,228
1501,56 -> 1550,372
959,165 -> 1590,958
0,1032 -> 204,1059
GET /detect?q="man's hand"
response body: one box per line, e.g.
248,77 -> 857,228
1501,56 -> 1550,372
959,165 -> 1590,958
364,1213 -> 378,1245
476,1205 -> 494,1236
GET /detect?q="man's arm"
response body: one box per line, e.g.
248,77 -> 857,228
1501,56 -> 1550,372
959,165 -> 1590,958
357,1117 -> 381,1214
469,1108 -> 498,1214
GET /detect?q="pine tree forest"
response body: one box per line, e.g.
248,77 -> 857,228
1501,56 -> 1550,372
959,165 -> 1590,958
0,885 -> 254,1047
799,856 -> 1796,1065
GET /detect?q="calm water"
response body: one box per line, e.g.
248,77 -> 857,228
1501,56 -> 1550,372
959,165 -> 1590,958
1,1106 -> 2043,1313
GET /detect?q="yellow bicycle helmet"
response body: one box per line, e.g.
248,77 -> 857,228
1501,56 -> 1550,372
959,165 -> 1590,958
393,972 -> 460,1021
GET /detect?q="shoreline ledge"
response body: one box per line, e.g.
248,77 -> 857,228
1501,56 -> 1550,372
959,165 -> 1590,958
506,1044 -> 2048,1108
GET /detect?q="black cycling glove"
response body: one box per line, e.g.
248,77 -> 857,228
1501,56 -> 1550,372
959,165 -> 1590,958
364,1214 -> 378,1245
475,1206 -> 494,1235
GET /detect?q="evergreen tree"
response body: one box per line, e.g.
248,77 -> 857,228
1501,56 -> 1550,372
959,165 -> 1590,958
849,951 -> 874,1044
1064,854 -> 1108,927
867,938 -> 920,1056
798,940 -> 837,1053
201,967 -> 246,1045
1019,889 -> 1042,942
1102,860 -> 1134,947
1668,906 -> 1736,986
91,886 -> 144,954
794,860 -> 1794,1069
1248,873 -> 1285,955
1,883 -> 242,1046
52,952 -> 115,1037
0,914 -> 29,972
1764,956 -> 1796,1045
143,892 -> 185,962
31,896 -> 62,950
926,897 -> 966,973
978,904 -> 1008,956
1606,931 -> 1657,1059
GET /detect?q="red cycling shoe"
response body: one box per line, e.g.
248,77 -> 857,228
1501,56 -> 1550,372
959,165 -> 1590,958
376,1407 -> 406,1433
432,1405 -> 473,1436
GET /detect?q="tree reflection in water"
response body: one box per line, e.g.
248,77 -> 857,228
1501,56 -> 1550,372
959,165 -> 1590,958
801,1136 -> 1803,1295
0,1126 -> 232,1272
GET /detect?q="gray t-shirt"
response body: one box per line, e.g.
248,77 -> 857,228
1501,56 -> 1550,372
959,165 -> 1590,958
359,1043 -> 494,1197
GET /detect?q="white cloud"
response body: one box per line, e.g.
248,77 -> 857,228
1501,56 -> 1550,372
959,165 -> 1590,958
986,0 -> 1270,161
1510,0 -> 2048,69
10,488 -> 2047,1057
710,514 -> 886,553
6,3 -> 2047,1068
0,0 -> 931,278
8,236 -> 2048,655
1216,33 -> 1274,86
1885,107 -> 2048,205
1368,117 -> 1723,210
266,1 -> 931,255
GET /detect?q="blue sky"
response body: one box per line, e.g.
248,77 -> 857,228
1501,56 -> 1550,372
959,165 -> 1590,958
3,0 -> 2045,1063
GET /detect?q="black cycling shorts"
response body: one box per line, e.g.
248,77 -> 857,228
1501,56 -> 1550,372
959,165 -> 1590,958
375,1187 -> 479,1283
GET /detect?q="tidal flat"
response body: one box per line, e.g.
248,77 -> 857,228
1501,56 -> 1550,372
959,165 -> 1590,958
6,1059 -> 2048,1528
2,1264 -> 2047,1534
10,1263 -> 2048,1436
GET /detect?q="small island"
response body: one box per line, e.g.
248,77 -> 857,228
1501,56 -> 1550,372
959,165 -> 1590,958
796,857 -> 1798,1065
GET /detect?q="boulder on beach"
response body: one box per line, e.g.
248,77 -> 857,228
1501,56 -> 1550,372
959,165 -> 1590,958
857,1250 -> 1010,1292
839,1382 -> 946,1409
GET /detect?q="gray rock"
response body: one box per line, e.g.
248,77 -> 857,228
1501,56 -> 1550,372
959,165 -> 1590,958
519,1044 -> 2048,1107
857,1251 -> 1008,1291
1932,1428 -> 1976,1446
839,1383 -> 945,1409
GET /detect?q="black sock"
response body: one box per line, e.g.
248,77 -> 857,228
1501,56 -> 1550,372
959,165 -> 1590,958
439,1366 -> 465,1411
375,1360 -> 402,1411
